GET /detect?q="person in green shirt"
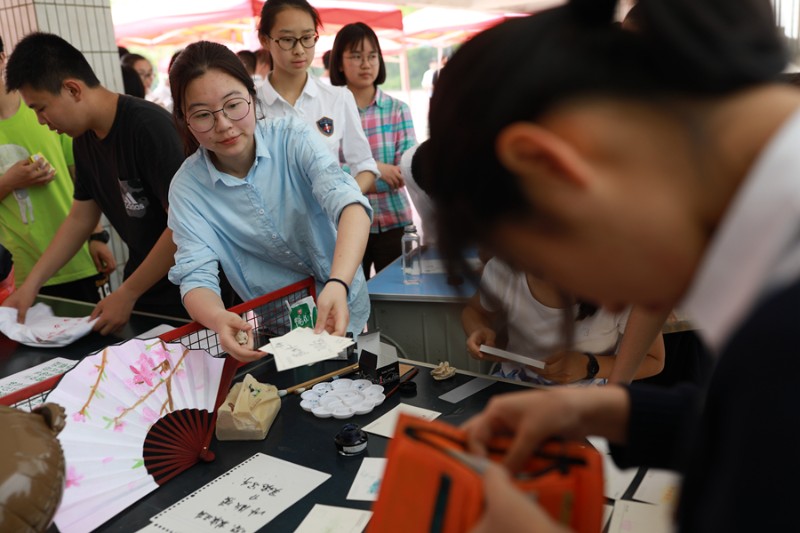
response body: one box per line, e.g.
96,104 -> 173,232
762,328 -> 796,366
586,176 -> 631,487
0,36 -> 114,303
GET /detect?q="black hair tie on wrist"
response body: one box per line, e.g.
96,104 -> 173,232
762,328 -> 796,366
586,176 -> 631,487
325,278 -> 350,297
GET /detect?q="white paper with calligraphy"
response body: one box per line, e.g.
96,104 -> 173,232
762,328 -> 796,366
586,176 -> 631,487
0,302 -> 97,347
150,453 -> 331,533
259,328 -> 354,372
45,338 -> 226,533
0,357 -> 78,399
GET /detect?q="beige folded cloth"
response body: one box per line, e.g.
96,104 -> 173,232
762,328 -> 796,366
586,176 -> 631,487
215,374 -> 280,441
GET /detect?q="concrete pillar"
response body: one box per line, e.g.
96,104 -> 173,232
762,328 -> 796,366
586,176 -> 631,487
0,0 -> 122,93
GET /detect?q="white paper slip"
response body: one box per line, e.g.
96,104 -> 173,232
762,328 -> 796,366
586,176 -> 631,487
0,357 -> 78,398
150,453 -> 330,533
293,504 -> 372,533
603,503 -> 614,531
587,436 -> 611,455
347,457 -> 387,502
361,404 -> 441,439
633,469 -> 681,506
439,377 -> 494,403
259,328 -> 354,372
607,500 -> 674,533
603,454 -> 639,500
479,344 -> 546,369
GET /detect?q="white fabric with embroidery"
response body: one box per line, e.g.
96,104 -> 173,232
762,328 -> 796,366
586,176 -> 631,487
0,303 -> 96,347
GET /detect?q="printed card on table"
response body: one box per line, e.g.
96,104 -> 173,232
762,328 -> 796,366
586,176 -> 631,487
361,404 -> 441,439
293,504 -> 372,533
347,457 -> 387,501
602,454 -> 639,500
633,469 -> 681,506
0,357 -> 78,399
607,500 -> 673,533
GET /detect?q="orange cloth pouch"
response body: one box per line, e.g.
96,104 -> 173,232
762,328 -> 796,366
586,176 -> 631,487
367,414 -> 604,533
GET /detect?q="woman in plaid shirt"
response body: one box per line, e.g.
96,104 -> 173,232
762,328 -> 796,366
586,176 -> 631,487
330,23 -> 418,279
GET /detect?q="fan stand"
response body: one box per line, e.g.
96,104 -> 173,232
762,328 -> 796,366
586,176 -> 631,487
143,356 -> 240,485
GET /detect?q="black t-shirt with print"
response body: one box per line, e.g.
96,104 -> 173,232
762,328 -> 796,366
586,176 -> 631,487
73,95 -> 186,315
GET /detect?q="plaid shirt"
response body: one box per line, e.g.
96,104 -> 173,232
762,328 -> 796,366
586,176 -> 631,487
359,88 -> 417,233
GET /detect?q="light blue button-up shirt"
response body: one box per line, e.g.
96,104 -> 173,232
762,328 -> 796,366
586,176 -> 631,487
168,116 -> 373,333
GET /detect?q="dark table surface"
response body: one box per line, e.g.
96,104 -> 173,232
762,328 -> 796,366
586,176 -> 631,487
1,296 -> 532,532
91,358 -> 530,532
4,295 -> 658,533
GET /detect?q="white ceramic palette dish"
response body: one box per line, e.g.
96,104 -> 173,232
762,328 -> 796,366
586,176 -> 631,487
299,378 -> 385,419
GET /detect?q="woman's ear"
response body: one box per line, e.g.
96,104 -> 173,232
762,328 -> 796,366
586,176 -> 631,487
495,122 -> 591,191
258,34 -> 270,53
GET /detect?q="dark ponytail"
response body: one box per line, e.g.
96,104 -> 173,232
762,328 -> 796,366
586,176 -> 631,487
569,0 -> 787,93
632,0 -> 786,93
568,0 -> 618,28
427,0 -> 786,273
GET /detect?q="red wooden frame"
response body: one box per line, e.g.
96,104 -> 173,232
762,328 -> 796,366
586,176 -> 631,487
0,277 -> 316,409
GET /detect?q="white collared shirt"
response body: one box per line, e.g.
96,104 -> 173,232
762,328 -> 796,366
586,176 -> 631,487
399,144 -> 436,245
258,74 -> 379,179
681,108 -> 800,354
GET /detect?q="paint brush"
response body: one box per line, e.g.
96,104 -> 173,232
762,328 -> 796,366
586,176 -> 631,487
278,362 -> 360,396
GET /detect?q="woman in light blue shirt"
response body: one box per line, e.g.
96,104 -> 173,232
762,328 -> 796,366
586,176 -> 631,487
167,41 -> 372,363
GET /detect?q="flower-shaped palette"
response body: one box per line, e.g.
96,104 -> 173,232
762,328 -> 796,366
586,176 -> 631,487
299,379 -> 385,419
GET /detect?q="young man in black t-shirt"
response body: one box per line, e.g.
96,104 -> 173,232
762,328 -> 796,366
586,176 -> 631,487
3,32 -> 187,333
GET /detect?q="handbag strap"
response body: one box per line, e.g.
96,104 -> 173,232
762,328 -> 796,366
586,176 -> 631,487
404,424 -> 588,477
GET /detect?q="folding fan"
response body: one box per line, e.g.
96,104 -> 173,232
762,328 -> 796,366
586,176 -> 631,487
43,337 -> 236,533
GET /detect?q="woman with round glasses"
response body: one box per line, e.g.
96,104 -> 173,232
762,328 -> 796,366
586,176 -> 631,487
256,0 -> 379,194
328,23 -> 418,280
167,40 -> 372,363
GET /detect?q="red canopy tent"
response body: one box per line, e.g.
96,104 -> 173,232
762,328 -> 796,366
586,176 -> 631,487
260,0 -> 403,31
113,0 -> 404,46
402,7 -> 522,47
112,2 -> 518,96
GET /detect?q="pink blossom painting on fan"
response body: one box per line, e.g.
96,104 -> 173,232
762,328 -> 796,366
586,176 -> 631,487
44,338 -> 226,532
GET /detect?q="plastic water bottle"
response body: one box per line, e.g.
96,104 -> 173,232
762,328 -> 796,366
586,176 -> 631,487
402,224 -> 422,285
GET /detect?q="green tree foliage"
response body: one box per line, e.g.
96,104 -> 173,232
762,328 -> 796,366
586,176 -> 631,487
406,46 -> 438,88
381,46 -> 442,91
